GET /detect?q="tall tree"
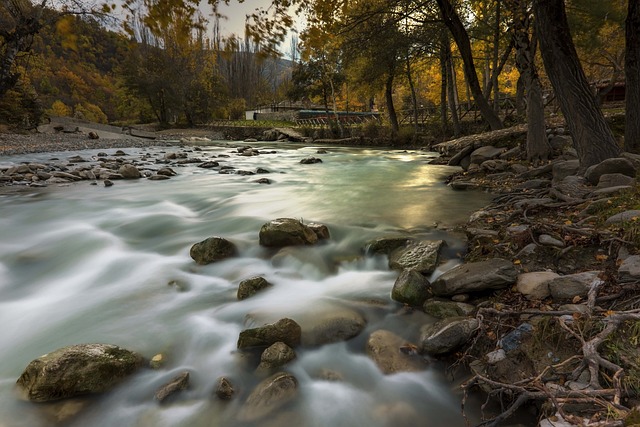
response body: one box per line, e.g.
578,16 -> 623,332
507,0 -> 550,162
626,0 -> 640,153
435,0 -> 504,130
533,0 -> 620,168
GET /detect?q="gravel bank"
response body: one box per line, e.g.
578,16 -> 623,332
0,133 -> 182,157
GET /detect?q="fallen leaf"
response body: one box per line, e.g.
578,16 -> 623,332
572,295 -> 582,303
513,259 -> 521,265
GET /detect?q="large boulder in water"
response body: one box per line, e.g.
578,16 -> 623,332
391,269 -> 431,306
16,343 -> 145,402
259,218 -> 319,247
238,372 -> 298,421
388,240 -> 445,275
237,318 -> 301,349
431,258 -> 517,297
190,236 -> 237,265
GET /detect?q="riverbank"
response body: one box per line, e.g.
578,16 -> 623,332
431,125 -> 640,426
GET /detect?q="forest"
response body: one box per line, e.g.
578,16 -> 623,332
0,0 -> 635,162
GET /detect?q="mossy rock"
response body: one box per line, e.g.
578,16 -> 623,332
16,343 -> 145,402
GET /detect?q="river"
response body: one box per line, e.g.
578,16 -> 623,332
0,142 -> 493,427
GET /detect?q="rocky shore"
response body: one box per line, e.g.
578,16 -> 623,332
5,124 -> 640,426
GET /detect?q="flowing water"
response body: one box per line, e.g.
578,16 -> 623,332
0,142 -> 493,427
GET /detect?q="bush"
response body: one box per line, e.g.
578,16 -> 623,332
228,98 -> 246,120
0,84 -> 44,129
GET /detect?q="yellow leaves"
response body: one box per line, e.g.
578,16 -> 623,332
572,295 -> 582,304
564,220 -> 573,225
513,259 -> 521,265
56,16 -> 78,52
595,254 -> 608,262
604,310 -> 616,317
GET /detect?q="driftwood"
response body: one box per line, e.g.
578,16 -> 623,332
433,124 -> 527,157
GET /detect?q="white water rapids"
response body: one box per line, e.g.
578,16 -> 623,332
0,142 -> 494,427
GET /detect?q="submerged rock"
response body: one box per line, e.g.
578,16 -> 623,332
366,330 -> 429,374
189,236 -> 237,265
300,307 -> 366,346
259,218 -> 319,247
238,372 -> 298,421
154,371 -> 190,403
16,343 -> 145,402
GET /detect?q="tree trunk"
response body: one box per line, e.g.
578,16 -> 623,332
626,0 -> 640,153
385,73 -> 399,134
436,0 -> 503,131
492,0 -> 501,112
533,0 -> 620,168
444,32 -> 461,136
406,53 -> 419,142
439,38 -> 449,135
510,0 -> 550,162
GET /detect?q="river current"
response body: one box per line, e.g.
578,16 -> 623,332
0,142 -> 493,427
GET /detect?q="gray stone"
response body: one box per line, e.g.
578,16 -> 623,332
419,317 -> 479,355
237,318 -> 301,349
584,157 -> 636,185
516,271 -> 559,300
391,269 -> 431,306
605,210 -> 640,225
259,218 -> 318,247
499,146 -> 522,160
148,174 -> 170,181
470,146 -> 504,165
499,323 -> 533,352
215,377 -> 235,400
552,160 -> 580,183
552,175 -> 591,200
16,344 -> 144,402
257,342 -> 296,372
363,236 -> 413,255
154,371 -> 189,403
189,236 -> 237,265
300,157 -> 322,164
431,259 -> 518,297
300,307 -> 366,346
238,276 -> 273,300
538,234 -> 565,248
388,240 -> 445,274
423,299 -> 475,318
592,186 -> 634,197
514,179 -> 551,190
547,271 -> 602,302
597,173 -> 636,189
156,167 -> 177,176
118,164 -> 141,179
366,330 -> 428,374
514,198 -> 553,210
238,372 -> 298,421
618,255 -> 640,284
622,151 -> 640,170
307,222 -> 330,240
481,159 -> 509,172
549,135 -> 572,151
